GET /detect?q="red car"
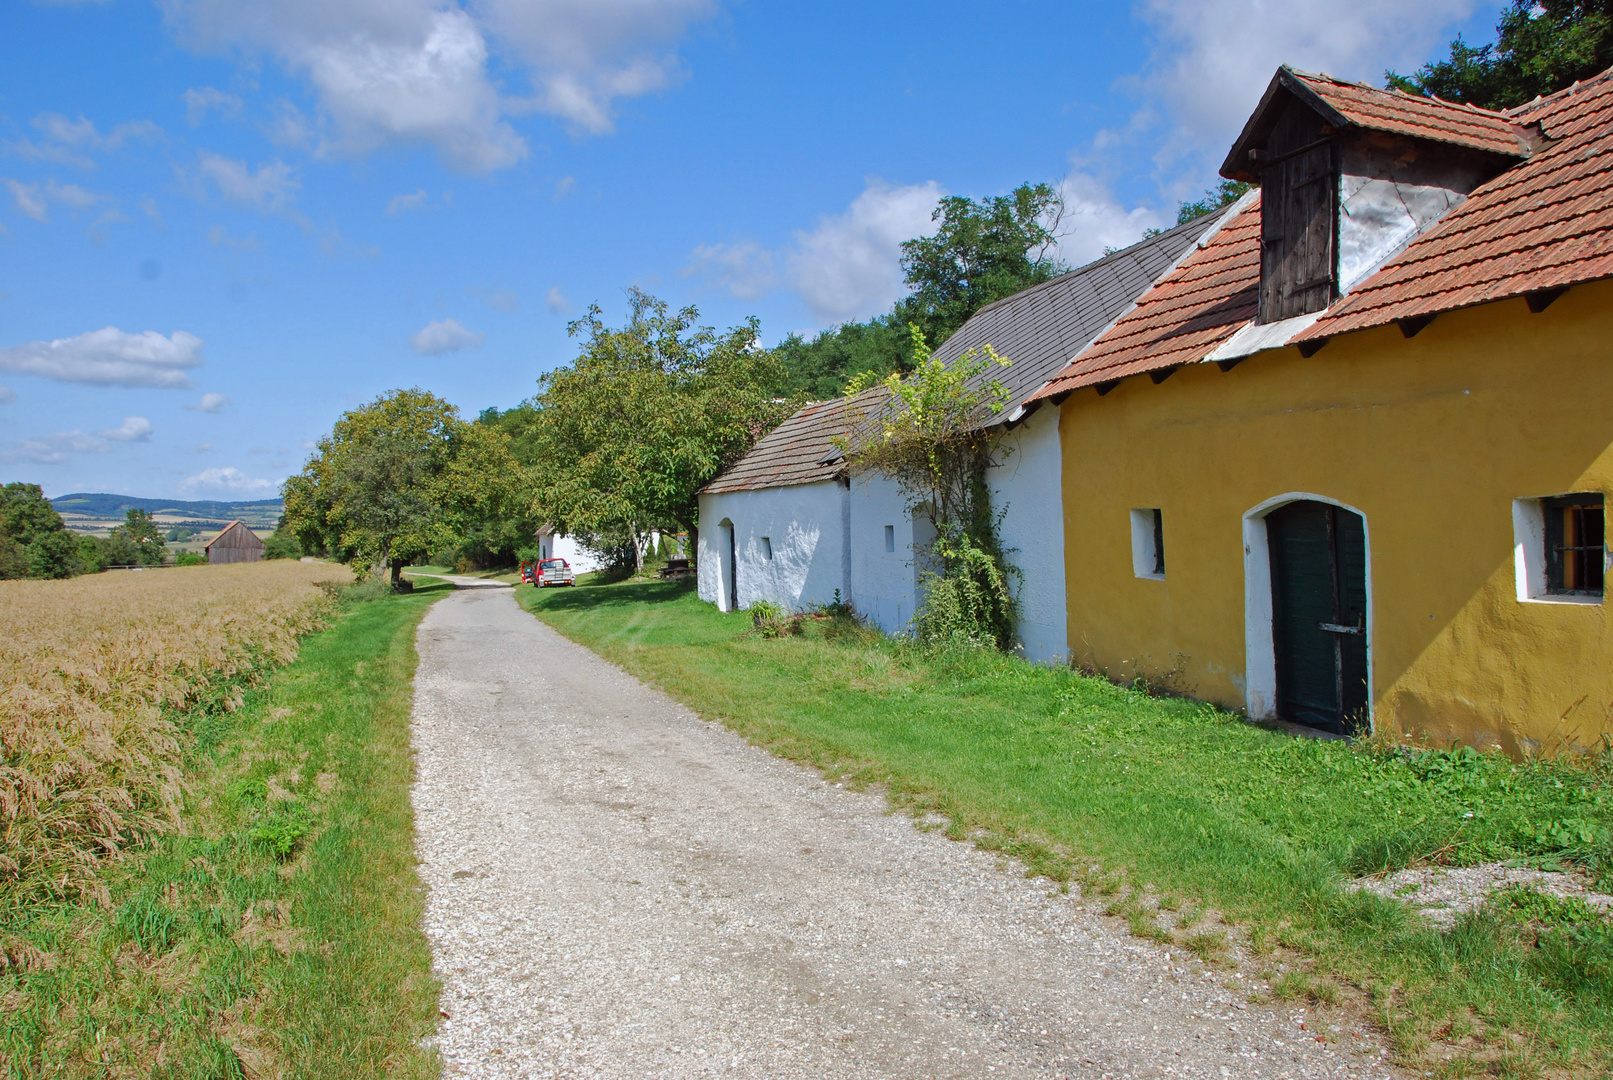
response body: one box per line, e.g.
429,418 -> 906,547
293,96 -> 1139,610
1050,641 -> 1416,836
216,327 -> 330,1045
532,557 -> 575,587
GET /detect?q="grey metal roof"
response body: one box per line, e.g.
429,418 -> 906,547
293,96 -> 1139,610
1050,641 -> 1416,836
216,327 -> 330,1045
937,207 -> 1233,428
702,211 -> 1228,494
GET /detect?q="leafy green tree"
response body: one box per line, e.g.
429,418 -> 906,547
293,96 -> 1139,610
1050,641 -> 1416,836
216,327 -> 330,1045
1176,179 -> 1251,225
519,289 -> 792,570
1387,1 -> 1613,109
895,182 -> 1067,350
839,327 -> 1019,650
262,522 -> 301,560
778,182 -> 1068,399
283,389 -> 460,586
108,508 -> 167,566
0,482 -> 84,579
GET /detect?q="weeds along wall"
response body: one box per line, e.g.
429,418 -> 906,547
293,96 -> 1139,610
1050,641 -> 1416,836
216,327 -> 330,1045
1056,278 -> 1613,755
0,561 -> 350,907
697,480 -> 849,613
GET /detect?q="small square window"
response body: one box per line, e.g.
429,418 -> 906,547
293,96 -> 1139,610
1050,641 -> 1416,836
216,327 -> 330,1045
1515,493 -> 1605,602
760,536 -> 773,560
884,525 -> 895,553
1545,495 -> 1603,595
1131,508 -> 1165,580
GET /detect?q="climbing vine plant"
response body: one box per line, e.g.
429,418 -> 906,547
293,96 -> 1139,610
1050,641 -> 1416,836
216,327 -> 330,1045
838,326 -> 1021,650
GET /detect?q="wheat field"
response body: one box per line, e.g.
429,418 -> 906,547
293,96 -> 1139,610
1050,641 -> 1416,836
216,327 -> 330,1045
0,561 -> 349,912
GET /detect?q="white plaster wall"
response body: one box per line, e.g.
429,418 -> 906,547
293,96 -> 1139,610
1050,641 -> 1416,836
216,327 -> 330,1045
987,405 -> 1069,665
537,533 -> 603,573
697,481 -> 848,613
847,471 -> 920,636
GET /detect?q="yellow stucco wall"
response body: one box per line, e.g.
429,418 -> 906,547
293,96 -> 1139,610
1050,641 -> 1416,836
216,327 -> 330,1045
1058,278 -> 1613,755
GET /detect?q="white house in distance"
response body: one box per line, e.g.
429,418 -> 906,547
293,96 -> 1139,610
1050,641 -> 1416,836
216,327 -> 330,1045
698,209 -> 1234,662
535,524 -> 604,573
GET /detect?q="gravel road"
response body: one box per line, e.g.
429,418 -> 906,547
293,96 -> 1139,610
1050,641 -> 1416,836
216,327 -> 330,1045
410,584 -> 1402,1080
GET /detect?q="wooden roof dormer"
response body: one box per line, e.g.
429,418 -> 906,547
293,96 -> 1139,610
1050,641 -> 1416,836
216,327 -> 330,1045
1221,67 -> 1538,325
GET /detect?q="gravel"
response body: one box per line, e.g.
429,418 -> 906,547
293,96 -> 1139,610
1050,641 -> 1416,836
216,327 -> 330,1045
1349,864 -> 1613,929
410,584 -> 1404,1079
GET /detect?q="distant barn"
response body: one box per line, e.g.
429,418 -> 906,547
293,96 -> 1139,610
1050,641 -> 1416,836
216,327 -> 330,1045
205,520 -> 266,564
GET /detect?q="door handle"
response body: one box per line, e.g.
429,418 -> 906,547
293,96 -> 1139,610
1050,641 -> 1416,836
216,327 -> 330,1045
1319,622 -> 1363,635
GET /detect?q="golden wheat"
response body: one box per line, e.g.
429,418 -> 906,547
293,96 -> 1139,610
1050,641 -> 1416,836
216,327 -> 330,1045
0,561 -> 349,910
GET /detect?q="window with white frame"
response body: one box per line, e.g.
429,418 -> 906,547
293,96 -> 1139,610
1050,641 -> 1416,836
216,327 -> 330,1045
1514,493 -> 1605,602
1131,508 -> 1165,580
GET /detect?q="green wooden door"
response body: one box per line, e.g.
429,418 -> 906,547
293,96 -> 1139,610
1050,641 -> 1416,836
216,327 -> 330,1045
1267,501 -> 1369,735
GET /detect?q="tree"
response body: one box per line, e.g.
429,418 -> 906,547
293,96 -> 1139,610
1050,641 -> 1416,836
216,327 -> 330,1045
840,327 -> 1019,650
777,182 -> 1069,398
108,508 -> 167,566
517,289 -> 792,570
1387,2 -> 1613,109
0,482 -> 85,579
283,388 -> 462,586
896,182 -> 1068,350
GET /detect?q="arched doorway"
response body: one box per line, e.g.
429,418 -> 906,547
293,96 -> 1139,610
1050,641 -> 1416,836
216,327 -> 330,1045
1264,500 -> 1369,735
720,519 -> 738,612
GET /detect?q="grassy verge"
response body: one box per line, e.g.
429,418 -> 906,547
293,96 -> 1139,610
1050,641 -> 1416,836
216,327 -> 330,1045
0,581 -> 450,1079
520,576 -> 1613,1078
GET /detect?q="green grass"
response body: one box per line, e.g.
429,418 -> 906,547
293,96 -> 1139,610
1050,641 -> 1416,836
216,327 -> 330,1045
0,580 -> 451,1079
520,575 -> 1613,1077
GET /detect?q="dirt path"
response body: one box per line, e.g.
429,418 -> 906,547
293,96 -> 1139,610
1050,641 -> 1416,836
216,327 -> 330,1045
410,586 -> 1400,1079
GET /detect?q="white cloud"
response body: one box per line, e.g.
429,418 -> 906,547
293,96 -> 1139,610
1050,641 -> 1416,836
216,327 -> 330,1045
544,286 -> 571,314
410,317 -> 484,354
553,175 -> 575,200
0,385 -> 14,404
1047,173 -> 1172,268
158,0 -> 720,169
3,430 -> 110,465
195,151 -> 301,217
3,179 -> 48,222
178,465 -> 278,496
0,327 -> 204,388
683,240 -> 777,302
186,392 -> 232,412
1132,0 -> 1483,169
207,223 -> 258,249
183,86 -> 243,126
7,113 -> 162,168
480,0 -> 717,134
195,441 -> 213,452
99,416 -> 154,442
787,180 -> 944,326
387,188 -> 429,215
487,289 -> 520,312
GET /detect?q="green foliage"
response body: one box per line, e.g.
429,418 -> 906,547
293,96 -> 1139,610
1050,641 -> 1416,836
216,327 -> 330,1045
1387,1 -> 1613,109
778,182 -> 1069,398
897,182 -> 1068,350
262,525 -> 300,560
108,508 -> 166,567
174,551 -> 207,567
0,482 -> 89,579
511,288 -> 793,558
283,387 -> 530,583
841,327 -> 1019,650
1176,179 -> 1251,225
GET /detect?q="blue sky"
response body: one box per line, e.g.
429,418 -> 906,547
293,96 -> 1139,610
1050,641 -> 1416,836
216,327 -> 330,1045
1,0 -> 1500,500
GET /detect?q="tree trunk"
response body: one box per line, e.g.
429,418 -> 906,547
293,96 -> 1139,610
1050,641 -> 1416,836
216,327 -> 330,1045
634,532 -> 645,575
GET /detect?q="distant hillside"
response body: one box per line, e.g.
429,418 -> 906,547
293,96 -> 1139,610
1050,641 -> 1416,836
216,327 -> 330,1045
52,493 -> 284,530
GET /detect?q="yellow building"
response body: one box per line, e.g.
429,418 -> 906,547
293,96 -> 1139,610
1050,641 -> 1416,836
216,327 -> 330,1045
1030,67 -> 1613,755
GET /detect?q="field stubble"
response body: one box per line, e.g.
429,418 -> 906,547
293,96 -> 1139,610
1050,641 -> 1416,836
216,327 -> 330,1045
0,562 -> 350,915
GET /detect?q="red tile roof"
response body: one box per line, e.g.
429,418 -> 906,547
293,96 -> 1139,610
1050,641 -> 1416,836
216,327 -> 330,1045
1028,197 -> 1261,400
1299,67 -> 1613,341
1289,69 -> 1532,159
1033,66 -> 1613,398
